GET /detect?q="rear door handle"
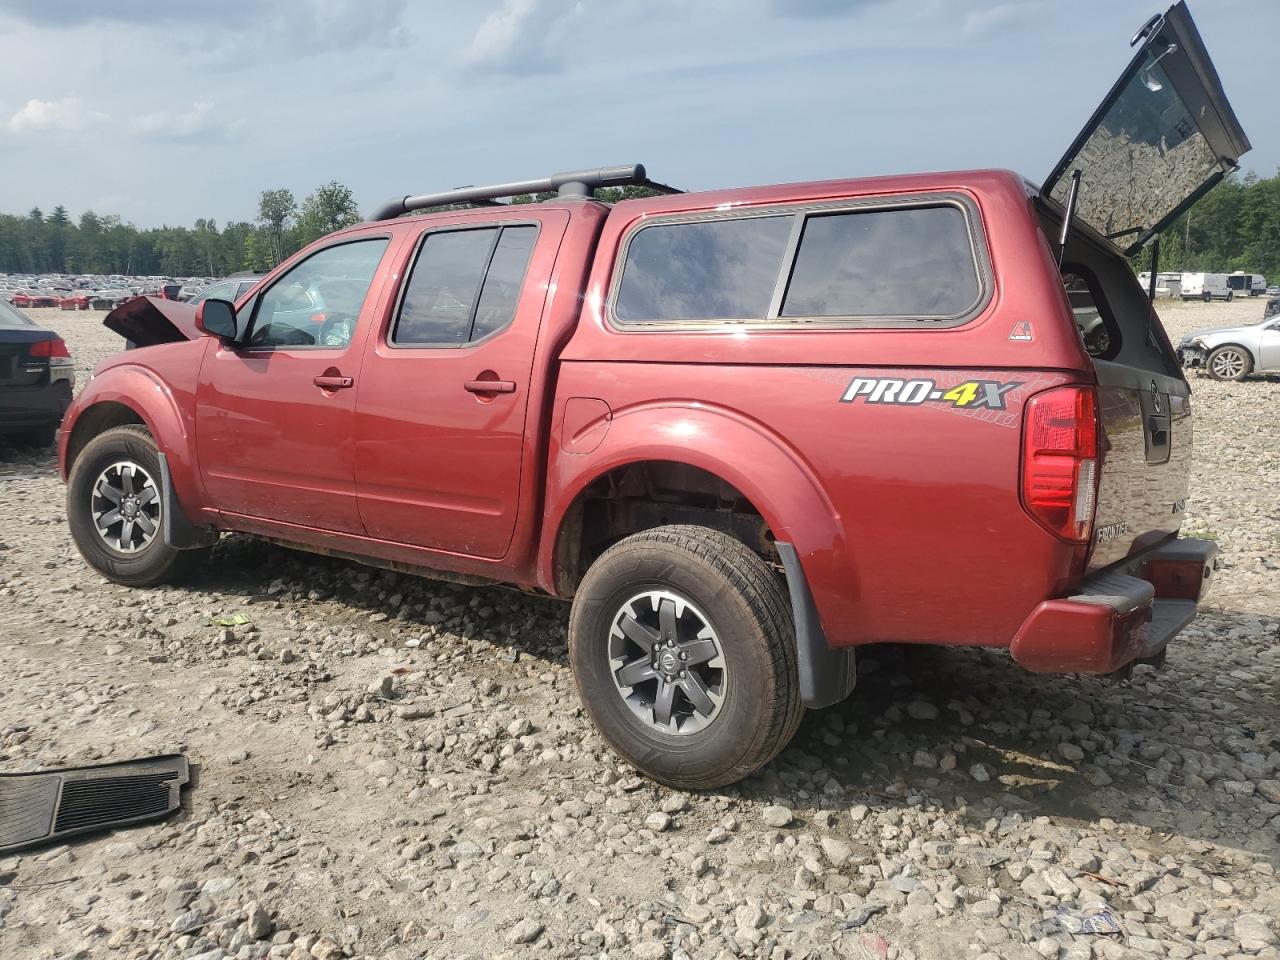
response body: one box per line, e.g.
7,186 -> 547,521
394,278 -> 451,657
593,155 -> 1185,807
314,375 -> 354,389
464,379 -> 516,395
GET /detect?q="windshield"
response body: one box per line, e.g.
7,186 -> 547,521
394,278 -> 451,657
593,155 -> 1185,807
1047,55 -> 1223,243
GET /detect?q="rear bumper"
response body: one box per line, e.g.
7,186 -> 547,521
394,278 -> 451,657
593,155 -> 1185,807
0,381 -> 72,433
1010,537 -> 1217,674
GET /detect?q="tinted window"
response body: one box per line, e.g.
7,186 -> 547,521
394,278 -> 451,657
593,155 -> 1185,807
249,239 -> 388,350
782,206 -> 979,318
472,226 -> 536,340
394,225 -> 536,346
0,300 -> 33,327
615,216 -> 792,322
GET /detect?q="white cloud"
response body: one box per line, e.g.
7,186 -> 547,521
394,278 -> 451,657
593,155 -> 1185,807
7,96 -> 105,134
461,0 -> 583,75
960,1 -> 1047,39
127,102 -> 240,144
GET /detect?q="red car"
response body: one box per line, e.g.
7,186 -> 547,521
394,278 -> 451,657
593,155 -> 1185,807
59,295 -> 90,311
58,3 -> 1240,788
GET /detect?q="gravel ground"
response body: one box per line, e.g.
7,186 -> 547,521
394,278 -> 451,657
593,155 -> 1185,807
1,300 -> 1277,960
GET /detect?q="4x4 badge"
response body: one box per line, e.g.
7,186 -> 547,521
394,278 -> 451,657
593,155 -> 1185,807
1009,321 -> 1034,342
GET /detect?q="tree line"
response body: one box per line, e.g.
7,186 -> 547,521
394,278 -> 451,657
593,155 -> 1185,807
0,181 -> 362,278
1,172 -> 1275,280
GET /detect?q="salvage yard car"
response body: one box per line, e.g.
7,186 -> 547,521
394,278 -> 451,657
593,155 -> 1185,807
0,298 -> 75,446
1177,311 -> 1280,380
58,3 -> 1241,788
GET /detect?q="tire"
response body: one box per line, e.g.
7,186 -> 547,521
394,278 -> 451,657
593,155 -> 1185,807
1202,291 -> 1212,302
568,525 -> 803,790
1206,345 -> 1252,382
1226,290 -> 1234,302
67,424 -> 209,587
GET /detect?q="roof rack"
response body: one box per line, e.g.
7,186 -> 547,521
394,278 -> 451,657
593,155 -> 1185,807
367,163 -> 681,221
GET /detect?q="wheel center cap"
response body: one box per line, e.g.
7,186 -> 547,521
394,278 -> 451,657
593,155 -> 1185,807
659,649 -> 679,673
122,497 -> 138,519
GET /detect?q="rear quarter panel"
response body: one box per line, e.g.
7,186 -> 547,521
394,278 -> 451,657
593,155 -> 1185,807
547,171 -> 1096,649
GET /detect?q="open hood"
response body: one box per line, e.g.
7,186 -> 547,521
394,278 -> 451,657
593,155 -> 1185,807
103,295 -> 202,347
1042,2 -> 1251,256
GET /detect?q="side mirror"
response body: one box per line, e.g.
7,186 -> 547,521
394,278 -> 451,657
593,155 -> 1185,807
195,298 -> 237,341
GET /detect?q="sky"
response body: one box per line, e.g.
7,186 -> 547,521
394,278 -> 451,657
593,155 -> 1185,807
0,0 -> 1274,229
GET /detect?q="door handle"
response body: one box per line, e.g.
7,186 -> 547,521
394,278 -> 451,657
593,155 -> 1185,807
464,379 -> 516,395
314,375 -> 354,389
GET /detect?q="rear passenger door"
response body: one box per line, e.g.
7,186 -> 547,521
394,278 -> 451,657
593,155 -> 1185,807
353,211 -> 568,559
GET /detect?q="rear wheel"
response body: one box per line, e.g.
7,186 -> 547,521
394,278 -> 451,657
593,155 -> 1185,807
1202,291 -> 1212,302
67,425 -> 209,586
1206,345 -> 1251,381
568,525 -> 802,789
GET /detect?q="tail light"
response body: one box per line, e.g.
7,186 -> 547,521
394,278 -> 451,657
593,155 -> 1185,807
28,338 -> 71,359
1021,385 -> 1099,543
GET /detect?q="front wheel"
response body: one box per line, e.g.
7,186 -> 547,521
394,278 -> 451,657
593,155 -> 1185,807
568,525 -> 802,790
67,424 -> 209,587
1206,345 -> 1252,382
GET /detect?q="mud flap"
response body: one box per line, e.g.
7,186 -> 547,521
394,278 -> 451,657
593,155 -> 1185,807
158,453 -> 219,550
0,755 -> 189,853
776,542 -> 857,709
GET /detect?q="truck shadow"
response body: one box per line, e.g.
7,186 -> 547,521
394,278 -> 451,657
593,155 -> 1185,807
189,535 -> 1277,863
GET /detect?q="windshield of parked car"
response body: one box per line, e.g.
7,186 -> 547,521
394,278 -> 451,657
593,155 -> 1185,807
188,280 -> 239,305
0,299 -> 33,327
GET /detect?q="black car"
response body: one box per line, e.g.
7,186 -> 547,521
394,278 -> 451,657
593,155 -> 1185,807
0,299 -> 75,446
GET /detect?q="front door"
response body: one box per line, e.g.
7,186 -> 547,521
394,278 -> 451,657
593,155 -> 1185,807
195,236 -> 393,533
353,211 -> 568,559
1260,321 -> 1280,371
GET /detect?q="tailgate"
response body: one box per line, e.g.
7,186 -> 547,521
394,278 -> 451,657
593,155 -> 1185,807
1090,362 -> 1191,570
1055,234 -> 1191,573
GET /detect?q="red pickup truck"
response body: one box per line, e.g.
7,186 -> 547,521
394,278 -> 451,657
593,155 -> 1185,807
60,4 -> 1243,788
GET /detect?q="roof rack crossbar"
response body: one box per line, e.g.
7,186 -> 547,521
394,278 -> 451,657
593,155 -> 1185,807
368,163 -> 680,221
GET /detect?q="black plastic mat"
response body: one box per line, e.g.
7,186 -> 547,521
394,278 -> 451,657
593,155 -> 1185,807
0,754 -> 188,853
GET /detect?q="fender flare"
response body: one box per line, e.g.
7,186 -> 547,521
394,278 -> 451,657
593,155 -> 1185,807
540,400 -> 860,654
64,366 -> 208,533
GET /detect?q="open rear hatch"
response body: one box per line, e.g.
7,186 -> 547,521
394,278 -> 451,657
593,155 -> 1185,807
1039,1 -> 1249,572
1041,1 -> 1251,256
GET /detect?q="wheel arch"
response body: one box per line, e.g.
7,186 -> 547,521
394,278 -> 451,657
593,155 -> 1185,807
541,402 -> 844,596
62,367 -> 203,515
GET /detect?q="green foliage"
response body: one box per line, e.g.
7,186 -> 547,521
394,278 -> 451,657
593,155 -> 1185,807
0,180 -> 367,277
1134,170 -> 1280,278
295,181 -> 361,248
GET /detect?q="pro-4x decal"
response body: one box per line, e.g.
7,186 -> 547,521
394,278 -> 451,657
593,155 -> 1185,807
840,377 -> 1022,411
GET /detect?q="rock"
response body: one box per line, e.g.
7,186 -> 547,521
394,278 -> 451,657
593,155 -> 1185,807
245,900 -> 272,940
633,943 -> 667,960
820,836 -> 853,867
906,701 -> 939,720
969,763 -> 992,783
1236,914 -> 1277,951
1057,742 -> 1085,762
1257,780 -> 1280,804
646,812 -> 672,832
761,805 -> 794,827
508,918 -> 544,944
365,759 -> 397,778
735,902 -> 766,929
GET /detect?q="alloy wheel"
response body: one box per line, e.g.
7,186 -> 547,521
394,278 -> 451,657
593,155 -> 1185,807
608,590 -> 727,735
1210,348 -> 1247,380
91,460 -> 161,553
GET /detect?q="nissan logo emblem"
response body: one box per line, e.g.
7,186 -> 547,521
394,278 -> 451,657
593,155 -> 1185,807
1150,380 -> 1163,415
